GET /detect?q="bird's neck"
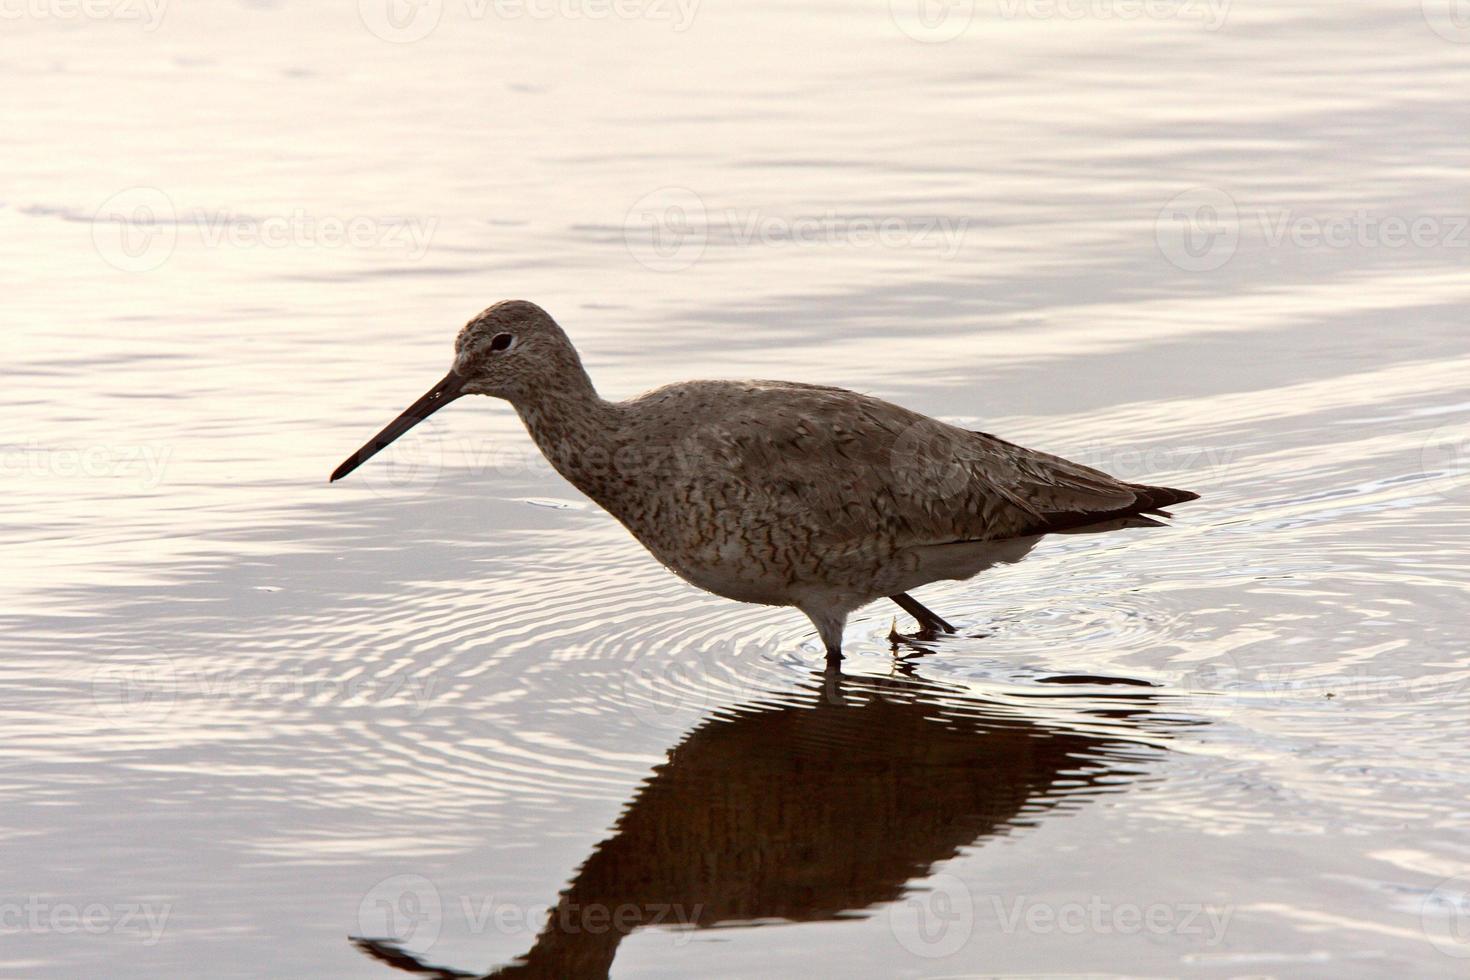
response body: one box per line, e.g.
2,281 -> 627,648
511,367 -> 626,504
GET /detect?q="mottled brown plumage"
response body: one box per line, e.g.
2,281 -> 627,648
332,300 -> 1200,659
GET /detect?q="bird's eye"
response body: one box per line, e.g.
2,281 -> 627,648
489,333 -> 514,352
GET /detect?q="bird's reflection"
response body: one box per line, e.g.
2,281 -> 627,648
354,666 -> 1179,978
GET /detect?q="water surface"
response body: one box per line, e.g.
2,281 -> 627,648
4,0 -> 1470,976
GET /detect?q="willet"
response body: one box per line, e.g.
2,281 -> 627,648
332,300 -> 1199,662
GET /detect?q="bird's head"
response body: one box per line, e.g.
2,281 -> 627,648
330,299 -> 580,483
452,299 -> 580,400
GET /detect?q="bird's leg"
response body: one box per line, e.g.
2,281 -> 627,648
803,607 -> 848,668
888,592 -> 955,638
820,659 -> 848,705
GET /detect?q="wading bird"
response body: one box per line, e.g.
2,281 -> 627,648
331,301 -> 1198,662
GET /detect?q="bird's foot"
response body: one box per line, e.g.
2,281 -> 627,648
887,618 -> 943,658
887,618 -> 942,644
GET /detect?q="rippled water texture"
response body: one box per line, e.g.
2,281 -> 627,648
5,0 -> 1470,976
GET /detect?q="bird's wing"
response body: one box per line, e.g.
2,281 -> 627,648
680,383 -> 1188,549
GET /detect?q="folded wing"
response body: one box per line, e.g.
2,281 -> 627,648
684,383 -> 1198,550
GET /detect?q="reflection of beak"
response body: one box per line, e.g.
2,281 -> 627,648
330,370 -> 467,483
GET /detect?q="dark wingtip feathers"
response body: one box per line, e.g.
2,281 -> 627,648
1131,484 -> 1201,516
1038,482 -> 1200,536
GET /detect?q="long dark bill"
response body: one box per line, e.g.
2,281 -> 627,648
330,371 -> 467,482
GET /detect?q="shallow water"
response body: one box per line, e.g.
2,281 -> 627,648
5,0 -> 1470,976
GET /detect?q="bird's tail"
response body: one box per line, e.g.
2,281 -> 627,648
1129,484 -> 1201,519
